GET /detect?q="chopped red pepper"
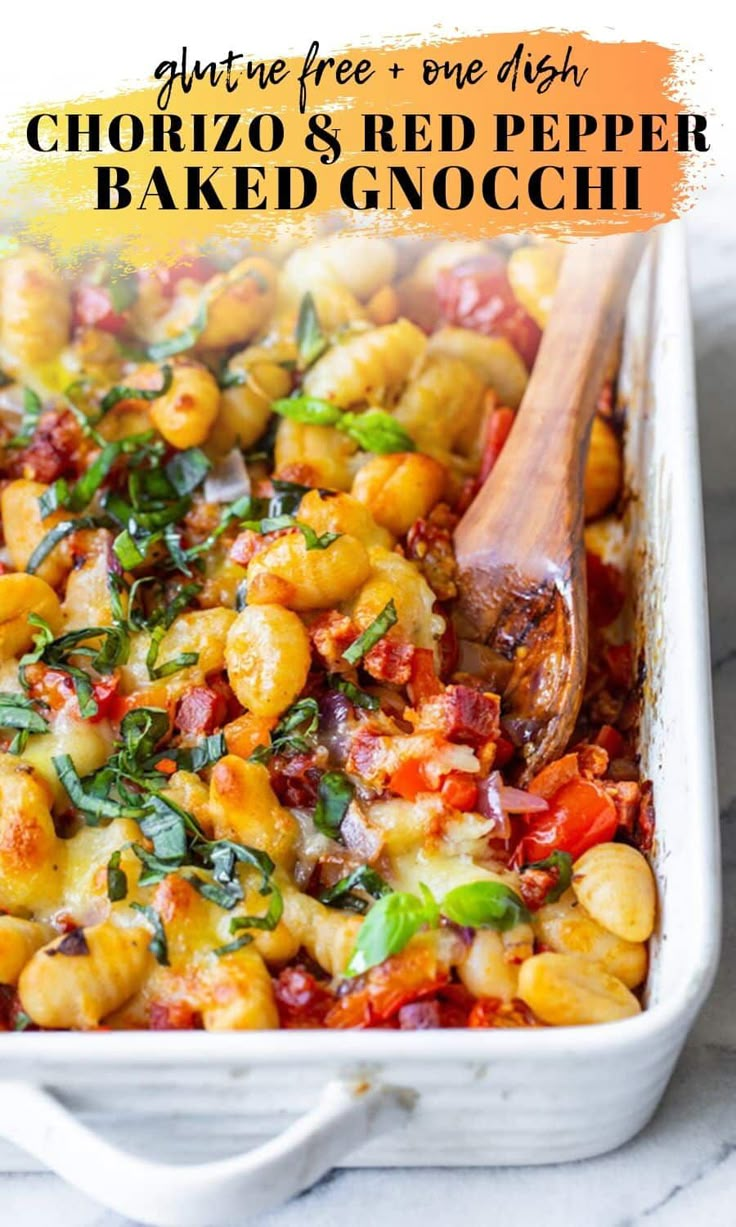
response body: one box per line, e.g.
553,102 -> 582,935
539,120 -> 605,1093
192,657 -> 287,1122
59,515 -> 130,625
479,404 -> 515,483
513,777 -> 618,865
440,772 -> 479,811
72,284 -> 129,334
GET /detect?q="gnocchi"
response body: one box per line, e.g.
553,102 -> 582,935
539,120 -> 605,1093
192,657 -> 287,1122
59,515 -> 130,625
0,235 -> 654,1034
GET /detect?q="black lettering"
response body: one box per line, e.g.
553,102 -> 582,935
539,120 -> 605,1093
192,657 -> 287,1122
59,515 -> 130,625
139,166 -> 177,209
26,114 -> 58,152
481,165 -> 518,209
529,165 -> 564,209
213,114 -> 243,153
433,166 -> 473,210
96,166 -> 131,209
388,166 -> 423,209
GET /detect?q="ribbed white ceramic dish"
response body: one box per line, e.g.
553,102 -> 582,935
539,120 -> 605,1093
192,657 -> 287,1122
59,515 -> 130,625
0,222 -> 720,1227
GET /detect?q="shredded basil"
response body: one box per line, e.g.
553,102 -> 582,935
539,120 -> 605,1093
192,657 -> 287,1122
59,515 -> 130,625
165,447 -> 211,497
0,693 -> 50,736
313,771 -> 354,839
130,902 -> 169,965
296,293 -> 328,370
213,933 -> 253,957
329,676 -> 379,711
270,397 -> 414,454
107,271 -> 139,313
99,364 -> 173,415
319,865 -> 392,914
8,386 -> 43,448
342,599 -> 397,665
147,301 -> 208,361
340,409 -> 414,455
520,850 -> 574,904
106,850 -> 128,902
53,754 -> 146,822
26,514 -> 112,576
242,512 -> 340,552
249,697 -> 318,764
270,396 -> 342,427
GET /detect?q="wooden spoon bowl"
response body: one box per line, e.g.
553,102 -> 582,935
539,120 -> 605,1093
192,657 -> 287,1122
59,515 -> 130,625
453,234 -> 647,781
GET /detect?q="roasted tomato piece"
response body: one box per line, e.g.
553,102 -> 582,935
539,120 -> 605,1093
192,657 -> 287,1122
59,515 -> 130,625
436,255 -> 542,367
513,778 -> 618,865
274,965 -> 334,1029
149,1002 -> 202,1030
325,945 -> 448,1029
9,408 -> 86,484
440,772 -> 479,811
478,404 -> 515,483
468,997 -> 542,1028
586,551 -> 626,628
72,284 -> 129,334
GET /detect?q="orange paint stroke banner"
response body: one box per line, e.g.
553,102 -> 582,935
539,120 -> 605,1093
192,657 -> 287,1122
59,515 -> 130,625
0,30 -> 710,263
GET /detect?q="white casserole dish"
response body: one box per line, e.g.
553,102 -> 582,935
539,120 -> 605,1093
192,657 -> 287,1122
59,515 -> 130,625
0,221 -> 720,1227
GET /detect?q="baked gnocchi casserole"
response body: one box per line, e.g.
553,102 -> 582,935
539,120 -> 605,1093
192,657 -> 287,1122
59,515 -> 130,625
0,233 -> 655,1032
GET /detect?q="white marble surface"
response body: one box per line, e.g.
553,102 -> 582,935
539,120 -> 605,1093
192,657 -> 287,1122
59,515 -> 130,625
1,190 -> 735,1226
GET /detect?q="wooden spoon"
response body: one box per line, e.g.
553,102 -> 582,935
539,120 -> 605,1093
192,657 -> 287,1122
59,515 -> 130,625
453,233 -> 647,782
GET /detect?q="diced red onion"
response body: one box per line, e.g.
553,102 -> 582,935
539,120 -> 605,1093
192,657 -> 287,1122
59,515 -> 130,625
476,772 -> 549,836
204,449 -> 251,504
497,785 -> 549,814
475,773 -> 512,838
341,803 -> 384,862
398,1001 -> 440,1030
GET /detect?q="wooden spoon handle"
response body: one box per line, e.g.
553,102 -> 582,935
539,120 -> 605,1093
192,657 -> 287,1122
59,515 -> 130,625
455,233 -> 647,574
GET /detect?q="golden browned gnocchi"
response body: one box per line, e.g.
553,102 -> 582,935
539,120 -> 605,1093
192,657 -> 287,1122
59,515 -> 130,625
0,234 -> 653,1034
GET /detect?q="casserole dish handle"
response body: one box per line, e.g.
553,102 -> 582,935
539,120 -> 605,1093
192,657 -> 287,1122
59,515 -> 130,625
0,1077 -> 414,1226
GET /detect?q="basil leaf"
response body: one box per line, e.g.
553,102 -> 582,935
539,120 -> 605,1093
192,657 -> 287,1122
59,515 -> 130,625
243,513 -> 339,552
185,872 -> 242,910
213,933 -> 253,957
39,479 -> 69,519
313,771 -> 354,839
112,528 -> 148,570
107,271 -> 139,313
441,881 -> 531,931
147,302 -> 208,361
140,796 -> 192,863
130,902 -> 169,965
229,881 -> 283,932
250,696 -> 318,764
130,844 -> 175,887
270,396 -> 342,427
342,599 -> 397,665
296,293 -> 328,371
345,890 -> 430,977
330,676 -> 379,711
165,447 -> 211,497
53,754 -> 145,822
206,840 -> 275,896
176,733 -> 226,773
106,850 -> 128,902
9,386 -> 43,447
268,479 -> 316,517
319,865 -> 392,913
12,1010 -> 32,1032
26,514 -> 111,575
340,409 -> 414,455
0,694 -> 50,735
100,364 -> 173,415
521,850 -> 573,904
